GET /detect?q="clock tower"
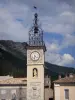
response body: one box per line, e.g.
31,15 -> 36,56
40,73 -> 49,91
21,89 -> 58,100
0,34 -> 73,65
27,12 -> 46,100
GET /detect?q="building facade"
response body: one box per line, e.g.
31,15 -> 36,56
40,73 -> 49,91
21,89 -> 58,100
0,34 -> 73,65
54,75 -> 75,100
0,78 -> 27,100
0,76 -> 53,100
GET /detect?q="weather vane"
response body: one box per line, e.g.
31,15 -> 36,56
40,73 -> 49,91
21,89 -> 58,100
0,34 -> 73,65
34,6 -> 37,9
33,6 -> 37,13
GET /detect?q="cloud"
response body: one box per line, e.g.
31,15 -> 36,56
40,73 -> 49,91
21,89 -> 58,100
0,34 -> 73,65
42,10 -> 75,51
0,0 -> 75,41
0,5 -> 29,42
45,38 -> 75,67
63,54 -> 74,61
62,34 -> 75,48
41,10 -> 75,34
45,52 -> 75,67
58,54 -> 75,66
45,52 -> 61,64
0,0 -> 75,67
46,42 -> 60,52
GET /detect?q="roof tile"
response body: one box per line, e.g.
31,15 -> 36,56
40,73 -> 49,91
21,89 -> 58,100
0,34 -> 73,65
0,78 -> 27,85
54,76 -> 75,83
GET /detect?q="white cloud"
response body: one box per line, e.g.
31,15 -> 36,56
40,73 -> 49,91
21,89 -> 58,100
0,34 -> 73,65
0,0 -> 75,67
45,52 -> 75,67
0,6 -> 29,42
0,0 -> 75,43
41,10 -> 75,35
46,42 -> 60,52
58,54 -> 75,66
45,52 -> 61,64
61,34 -> 75,48
60,11 -> 74,16
63,54 -> 74,60
41,10 -> 75,50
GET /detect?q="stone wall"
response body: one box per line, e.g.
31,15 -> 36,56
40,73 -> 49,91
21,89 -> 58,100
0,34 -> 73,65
0,85 -> 53,100
0,86 -> 27,100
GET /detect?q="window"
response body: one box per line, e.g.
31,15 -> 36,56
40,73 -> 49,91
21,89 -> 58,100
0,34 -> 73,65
64,89 -> 69,100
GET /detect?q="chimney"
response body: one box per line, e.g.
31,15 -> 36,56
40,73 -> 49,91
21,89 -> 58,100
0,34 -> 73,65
49,76 -> 51,88
58,75 -> 61,79
69,73 -> 73,78
65,74 -> 68,78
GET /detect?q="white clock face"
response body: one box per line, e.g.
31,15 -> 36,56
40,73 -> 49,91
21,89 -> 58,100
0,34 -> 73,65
30,51 -> 40,61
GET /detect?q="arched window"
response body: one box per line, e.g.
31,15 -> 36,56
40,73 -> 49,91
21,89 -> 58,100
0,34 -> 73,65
33,68 -> 38,78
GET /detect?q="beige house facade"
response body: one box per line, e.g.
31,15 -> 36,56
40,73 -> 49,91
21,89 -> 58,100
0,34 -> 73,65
54,75 -> 75,100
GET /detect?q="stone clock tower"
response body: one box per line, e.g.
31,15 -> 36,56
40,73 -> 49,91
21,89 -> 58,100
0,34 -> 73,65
27,12 -> 46,100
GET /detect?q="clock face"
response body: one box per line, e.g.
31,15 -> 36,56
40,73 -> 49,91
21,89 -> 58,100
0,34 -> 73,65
30,51 -> 40,61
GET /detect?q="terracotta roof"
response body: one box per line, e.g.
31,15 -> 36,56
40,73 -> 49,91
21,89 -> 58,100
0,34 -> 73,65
0,78 -> 27,85
54,76 -> 75,83
0,76 -> 13,81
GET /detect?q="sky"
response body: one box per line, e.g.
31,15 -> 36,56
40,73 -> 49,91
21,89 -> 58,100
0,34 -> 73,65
0,0 -> 75,67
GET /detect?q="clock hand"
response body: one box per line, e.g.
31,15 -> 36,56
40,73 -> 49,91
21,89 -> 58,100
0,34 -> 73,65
34,55 -> 36,60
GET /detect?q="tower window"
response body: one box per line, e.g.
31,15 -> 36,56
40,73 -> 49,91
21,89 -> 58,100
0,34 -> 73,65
33,68 -> 38,78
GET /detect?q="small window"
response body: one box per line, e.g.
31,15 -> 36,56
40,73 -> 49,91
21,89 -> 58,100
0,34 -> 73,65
64,89 -> 69,100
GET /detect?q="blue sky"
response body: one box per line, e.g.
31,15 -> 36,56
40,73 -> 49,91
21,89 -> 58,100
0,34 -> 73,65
0,0 -> 75,67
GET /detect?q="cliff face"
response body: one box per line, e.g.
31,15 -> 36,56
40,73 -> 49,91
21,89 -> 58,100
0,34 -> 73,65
0,40 -> 75,79
0,40 -> 27,77
0,40 -> 27,58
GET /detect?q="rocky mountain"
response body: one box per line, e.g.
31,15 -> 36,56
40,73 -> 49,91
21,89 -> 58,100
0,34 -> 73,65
0,40 -> 27,59
0,40 -> 75,80
0,40 -> 27,77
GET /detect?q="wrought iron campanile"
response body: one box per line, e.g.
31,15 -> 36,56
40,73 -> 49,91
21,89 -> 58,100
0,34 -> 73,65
29,12 -> 44,46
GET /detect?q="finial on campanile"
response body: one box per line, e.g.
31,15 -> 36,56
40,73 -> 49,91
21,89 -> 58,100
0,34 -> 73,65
33,6 -> 39,34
